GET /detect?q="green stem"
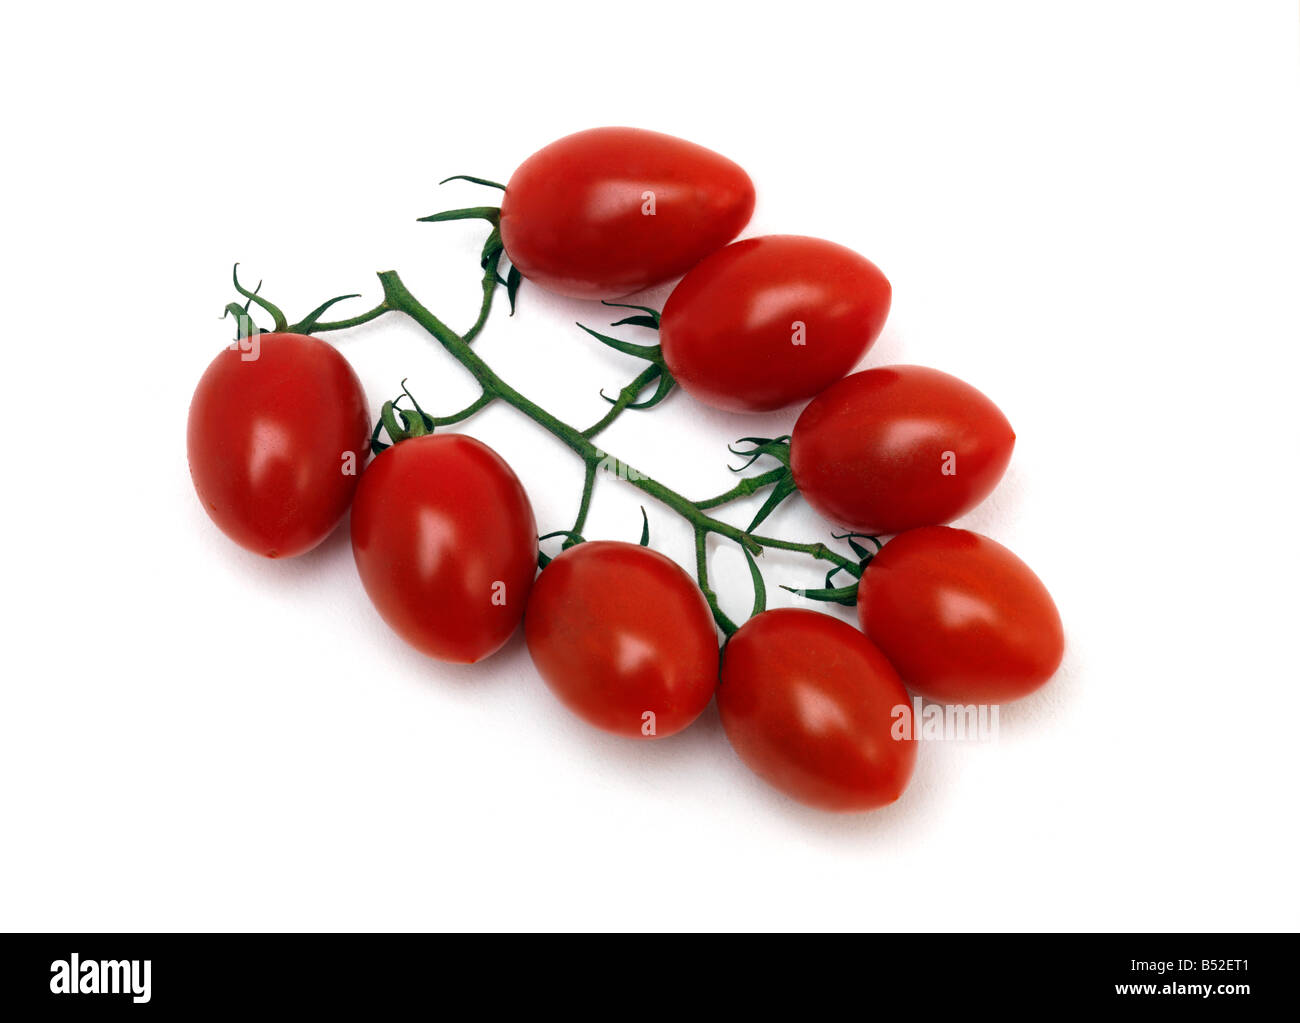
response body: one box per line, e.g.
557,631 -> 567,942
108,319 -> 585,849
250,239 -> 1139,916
695,528 -> 739,636
300,243 -> 499,342
430,392 -> 494,426
464,254 -> 501,344
693,467 -> 790,510
582,364 -> 662,439
748,535 -> 860,575
367,269 -> 851,634
563,458 -> 599,550
300,301 -> 391,334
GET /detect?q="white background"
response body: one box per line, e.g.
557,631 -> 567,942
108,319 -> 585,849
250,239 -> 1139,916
2,1 -> 1297,932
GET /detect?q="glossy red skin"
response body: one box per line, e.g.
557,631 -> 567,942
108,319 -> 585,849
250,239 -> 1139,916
717,609 -> 917,812
350,434 -> 537,664
791,365 -> 1015,534
857,527 -> 1064,703
524,542 -> 719,738
187,332 -> 370,559
499,127 -> 754,299
659,235 -> 892,412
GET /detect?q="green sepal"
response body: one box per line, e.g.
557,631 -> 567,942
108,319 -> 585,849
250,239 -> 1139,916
600,366 -> 675,411
744,472 -> 798,532
537,529 -> 586,569
576,323 -> 663,363
399,380 -> 436,432
539,529 -> 586,544
608,314 -> 660,330
221,301 -> 263,340
779,582 -> 858,606
378,400 -> 408,447
626,368 -> 675,409
231,264 -> 287,332
479,226 -> 504,269
369,418 -> 390,456
438,174 -> 506,190
417,206 -> 501,226
821,548 -> 865,587
831,531 -> 882,564
293,293 -> 362,334
743,546 -> 767,617
600,300 -> 661,328
727,436 -> 791,472
506,265 -> 522,314
398,407 -> 429,437
638,507 -> 650,546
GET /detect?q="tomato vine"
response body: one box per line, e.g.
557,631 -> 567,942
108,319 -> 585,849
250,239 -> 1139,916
225,214 -> 871,636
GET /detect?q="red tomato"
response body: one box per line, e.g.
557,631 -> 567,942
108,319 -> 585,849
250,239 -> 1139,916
499,127 -> 754,299
857,527 -> 1064,703
717,609 -> 916,811
659,235 -> 891,412
524,542 -> 719,738
187,332 -> 370,559
350,434 -> 537,664
791,365 -> 1015,534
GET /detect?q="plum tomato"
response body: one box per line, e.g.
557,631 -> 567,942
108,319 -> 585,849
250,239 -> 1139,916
499,127 -> 755,300
350,434 -> 537,664
791,365 -> 1015,534
524,541 -> 719,738
187,332 -> 370,559
857,526 -> 1064,703
717,609 -> 917,812
658,235 -> 892,412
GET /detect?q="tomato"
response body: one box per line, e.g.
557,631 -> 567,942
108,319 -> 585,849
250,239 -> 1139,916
499,127 -> 754,299
791,365 -> 1014,535
524,541 -> 719,738
350,434 -> 537,664
658,235 -> 891,412
187,332 -> 370,559
857,527 -> 1064,703
717,609 -> 916,811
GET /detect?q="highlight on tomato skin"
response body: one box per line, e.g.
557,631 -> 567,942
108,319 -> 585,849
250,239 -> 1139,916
499,126 -> 755,300
856,526 -> 1065,704
350,433 -> 538,665
659,235 -> 892,413
186,332 -> 371,559
524,541 -> 720,739
717,609 -> 918,812
790,365 -> 1016,535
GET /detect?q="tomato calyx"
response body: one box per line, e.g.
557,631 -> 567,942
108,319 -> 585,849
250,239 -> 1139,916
718,436 -> 797,533
576,303 -> 676,423
437,174 -> 505,191
601,300 -> 660,330
223,263 -> 286,337
694,435 -> 798,534
536,507 -> 651,570
419,176 -> 522,320
779,533 -> 881,605
537,529 -> 586,569
370,382 -> 435,455
224,264 -> 385,340
368,379 -> 498,455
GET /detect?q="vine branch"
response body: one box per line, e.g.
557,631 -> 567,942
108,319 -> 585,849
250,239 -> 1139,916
232,220 -> 865,636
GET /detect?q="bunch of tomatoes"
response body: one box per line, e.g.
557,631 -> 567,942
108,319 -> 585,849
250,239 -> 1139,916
188,127 -> 1064,813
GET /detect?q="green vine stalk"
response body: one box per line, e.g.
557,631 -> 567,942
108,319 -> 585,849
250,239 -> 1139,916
225,209 -> 872,636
